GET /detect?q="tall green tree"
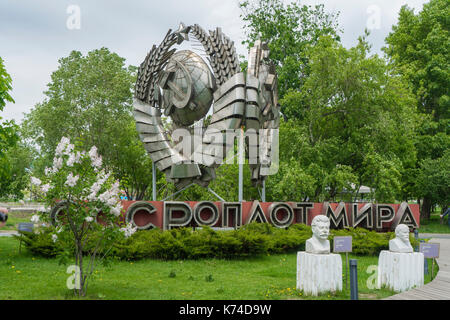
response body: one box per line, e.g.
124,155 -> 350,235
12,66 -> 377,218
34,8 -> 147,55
384,0 -> 450,219
0,57 -> 19,198
0,57 -> 18,157
0,141 -> 34,199
22,48 -> 153,200
272,35 -> 417,203
239,0 -> 340,106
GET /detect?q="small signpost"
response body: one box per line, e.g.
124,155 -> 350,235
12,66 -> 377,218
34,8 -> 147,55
18,222 -> 34,253
420,242 -> 440,278
333,236 -> 352,289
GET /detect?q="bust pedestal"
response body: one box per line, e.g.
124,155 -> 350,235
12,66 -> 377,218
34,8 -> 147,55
296,252 -> 342,296
377,251 -> 424,292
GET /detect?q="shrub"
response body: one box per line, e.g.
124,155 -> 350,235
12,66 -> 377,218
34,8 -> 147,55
14,229 -> 64,258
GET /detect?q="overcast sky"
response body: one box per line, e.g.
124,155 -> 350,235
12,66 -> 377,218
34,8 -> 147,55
0,0 -> 429,123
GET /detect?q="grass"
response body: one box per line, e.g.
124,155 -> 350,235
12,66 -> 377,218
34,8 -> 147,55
1,211 -> 33,231
418,211 -> 450,234
0,236 -> 437,300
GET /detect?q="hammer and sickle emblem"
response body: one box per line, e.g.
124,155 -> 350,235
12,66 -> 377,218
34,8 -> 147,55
160,59 -> 194,115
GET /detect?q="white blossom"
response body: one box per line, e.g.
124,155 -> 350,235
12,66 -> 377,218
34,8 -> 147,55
110,203 -> 123,217
107,197 -> 118,207
52,234 -> 58,243
75,151 -> 82,163
53,157 -> 63,171
41,184 -> 52,193
63,143 -> 74,155
66,150 -> 82,167
55,137 -> 70,156
88,146 -> 103,168
120,223 -> 137,238
67,153 -> 76,167
91,155 -> 102,168
31,215 -> 40,223
65,172 -> 79,187
89,146 -> 98,160
31,177 -> 41,186
85,216 -> 94,222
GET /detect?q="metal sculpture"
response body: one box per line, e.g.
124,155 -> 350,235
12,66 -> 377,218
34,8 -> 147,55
133,23 -> 280,192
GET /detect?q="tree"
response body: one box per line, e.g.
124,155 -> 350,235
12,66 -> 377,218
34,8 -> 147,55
0,142 -> 34,199
239,0 -> 340,104
384,0 -> 450,218
415,150 -> 450,211
30,137 -> 135,297
22,48 -> 153,200
384,0 -> 449,122
0,57 -> 18,157
273,35 -> 417,203
0,57 -> 19,197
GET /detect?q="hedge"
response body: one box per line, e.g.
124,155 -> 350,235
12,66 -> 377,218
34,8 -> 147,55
15,223 -> 419,260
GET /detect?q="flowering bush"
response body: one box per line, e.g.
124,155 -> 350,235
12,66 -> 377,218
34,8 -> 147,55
30,137 -> 136,296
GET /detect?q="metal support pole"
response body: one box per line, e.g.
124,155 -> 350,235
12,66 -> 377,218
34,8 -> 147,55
432,258 -> 435,279
161,183 -> 194,201
349,259 -> 358,300
238,126 -> 244,202
152,162 -> 157,201
420,240 -> 429,275
207,187 -> 225,202
261,179 -> 266,202
345,252 -> 349,290
414,229 -> 419,252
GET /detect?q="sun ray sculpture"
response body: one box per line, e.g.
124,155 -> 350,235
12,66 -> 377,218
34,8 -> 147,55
133,23 -> 280,190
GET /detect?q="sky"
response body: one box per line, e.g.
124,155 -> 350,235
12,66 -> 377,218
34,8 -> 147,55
0,0 -> 429,123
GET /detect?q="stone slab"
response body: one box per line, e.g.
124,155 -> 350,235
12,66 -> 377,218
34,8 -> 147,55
378,250 -> 424,292
297,251 -> 342,296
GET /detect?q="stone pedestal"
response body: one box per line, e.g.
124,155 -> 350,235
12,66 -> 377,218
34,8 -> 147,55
377,250 -> 424,292
296,252 -> 342,296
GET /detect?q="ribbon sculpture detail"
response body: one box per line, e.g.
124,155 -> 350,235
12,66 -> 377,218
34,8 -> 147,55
133,23 -> 280,189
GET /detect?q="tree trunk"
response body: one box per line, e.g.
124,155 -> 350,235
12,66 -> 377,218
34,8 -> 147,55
421,197 -> 432,221
75,241 -> 86,297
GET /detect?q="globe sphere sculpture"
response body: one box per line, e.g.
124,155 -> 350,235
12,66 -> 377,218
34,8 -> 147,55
161,50 -> 214,127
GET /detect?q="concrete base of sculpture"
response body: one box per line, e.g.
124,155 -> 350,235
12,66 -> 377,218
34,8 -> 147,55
296,252 -> 342,296
377,250 -> 424,292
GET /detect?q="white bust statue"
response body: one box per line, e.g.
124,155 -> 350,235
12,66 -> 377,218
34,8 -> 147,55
306,215 -> 330,254
389,224 -> 413,253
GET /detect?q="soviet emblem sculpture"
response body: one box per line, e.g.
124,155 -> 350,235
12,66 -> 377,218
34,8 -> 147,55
133,23 -> 280,190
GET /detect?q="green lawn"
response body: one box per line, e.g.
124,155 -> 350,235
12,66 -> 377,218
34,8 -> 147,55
1,210 -> 34,231
418,212 -> 450,234
0,236 -> 436,300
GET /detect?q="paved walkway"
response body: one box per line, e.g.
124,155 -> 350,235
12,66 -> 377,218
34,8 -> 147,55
0,231 -> 19,237
385,237 -> 450,300
419,233 -> 450,239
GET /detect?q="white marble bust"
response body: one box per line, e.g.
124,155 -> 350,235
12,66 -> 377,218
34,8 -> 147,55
389,224 -> 413,253
306,215 -> 330,254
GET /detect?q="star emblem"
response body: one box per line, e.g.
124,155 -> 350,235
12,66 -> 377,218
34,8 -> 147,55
176,22 -> 190,44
